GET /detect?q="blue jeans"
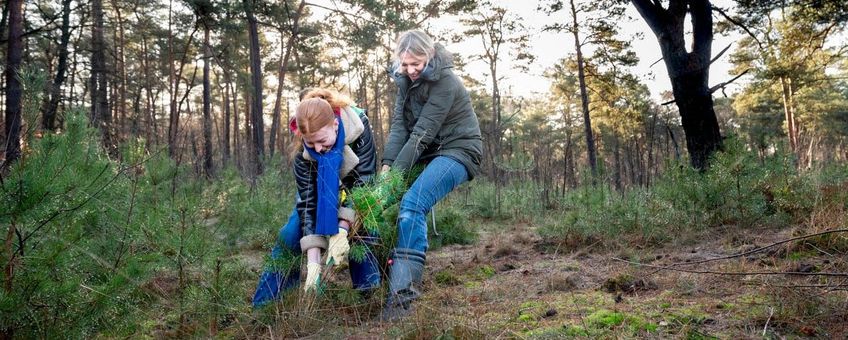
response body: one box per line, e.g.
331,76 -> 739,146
396,156 -> 469,252
252,202 -> 382,307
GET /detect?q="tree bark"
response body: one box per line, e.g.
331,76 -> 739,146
68,10 -> 87,109
612,133 -> 622,191
42,0 -> 72,131
202,25 -> 213,177
571,0 -> 599,183
137,16 -> 158,146
3,0 -> 23,168
167,0 -> 176,157
631,0 -> 722,170
110,0 -> 128,143
167,23 -> 198,158
231,79 -> 240,168
245,0 -> 264,176
270,0 -> 306,158
222,72 -> 231,166
90,0 -> 111,148
779,76 -> 798,153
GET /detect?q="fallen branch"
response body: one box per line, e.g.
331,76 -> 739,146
765,284 -> 848,289
612,257 -> 848,277
669,228 -> 848,267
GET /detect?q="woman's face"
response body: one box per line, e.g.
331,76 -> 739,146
400,52 -> 427,81
302,120 -> 338,153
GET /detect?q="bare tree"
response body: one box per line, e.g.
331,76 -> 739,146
631,0 -> 723,170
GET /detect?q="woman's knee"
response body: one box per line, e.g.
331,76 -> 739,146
399,191 -> 431,215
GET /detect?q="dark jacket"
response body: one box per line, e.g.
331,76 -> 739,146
382,44 -> 483,179
294,106 -> 375,250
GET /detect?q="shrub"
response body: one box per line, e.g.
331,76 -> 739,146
536,138 -> 845,246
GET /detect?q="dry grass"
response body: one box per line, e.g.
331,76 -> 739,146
236,186 -> 848,339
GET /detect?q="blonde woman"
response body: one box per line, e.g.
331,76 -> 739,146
380,29 -> 483,320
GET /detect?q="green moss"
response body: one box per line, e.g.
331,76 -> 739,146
787,250 -> 816,260
434,270 -> 462,286
518,313 -> 535,323
587,309 -> 625,328
520,301 -> 544,310
525,325 -> 590,339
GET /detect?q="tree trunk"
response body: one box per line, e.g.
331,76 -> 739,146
111,0 -> 128,143
631,0 -> 722,170
167,0 -> 177,157
571,0 -> 598,183
489,61 -> 501,182
612,133 -> 622,191
646,109 -> 657,186
138,21 -> 158,146
779,76 -> 799,154
1,1 -> 9,37
245,0 -> 264,176
231,80 -> 240,169
666,122 -> 681,161
167,22 -> 198,158
244,84 -> 251,173
269,0 -> 306,158
90,0 -> 111,148
372,67 -> 384,155
42,0 -> 72,131
3,0 -> 23,168
269,41 -> 284,159
68,10 -> 87,110
222,73 -> 231,166
202,25 -> 213,177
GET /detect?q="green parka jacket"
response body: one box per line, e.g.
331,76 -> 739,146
382,44 -> 483,179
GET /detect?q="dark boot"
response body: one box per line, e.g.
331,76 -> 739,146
381,248 -> 425,321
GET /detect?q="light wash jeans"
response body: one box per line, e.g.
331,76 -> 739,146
396,156 -> 469,252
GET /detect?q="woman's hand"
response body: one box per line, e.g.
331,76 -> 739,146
380,164 -> 391,174
326,229 -> 350,267
303,248 -> 322,292
303,262 -> 322,292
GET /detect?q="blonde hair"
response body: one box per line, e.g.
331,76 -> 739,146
393,29 -> 435,73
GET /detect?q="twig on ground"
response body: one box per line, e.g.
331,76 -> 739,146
762,307 -> 773,336
669,228 -> 848,267
612,257 -> 848,277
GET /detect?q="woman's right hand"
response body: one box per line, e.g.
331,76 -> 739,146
380,164 -> 391,174
303,262 -> 321,292
303,248 -> 322,292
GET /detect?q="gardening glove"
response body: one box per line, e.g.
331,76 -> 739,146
303,262 -> 322,293
326,229 -> 350,268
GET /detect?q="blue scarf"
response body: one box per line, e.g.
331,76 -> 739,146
304,117 -> 345,235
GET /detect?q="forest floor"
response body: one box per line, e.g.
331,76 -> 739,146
244,221 -> 848,339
